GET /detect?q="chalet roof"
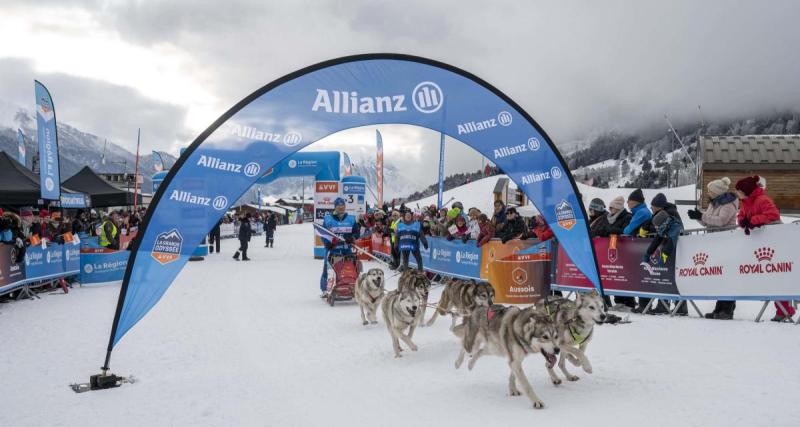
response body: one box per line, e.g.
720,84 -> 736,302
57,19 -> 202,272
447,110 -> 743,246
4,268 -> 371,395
701,135 -> 800,171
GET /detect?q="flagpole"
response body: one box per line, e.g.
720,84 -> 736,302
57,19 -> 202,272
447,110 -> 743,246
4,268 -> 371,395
133,129 -> 140,212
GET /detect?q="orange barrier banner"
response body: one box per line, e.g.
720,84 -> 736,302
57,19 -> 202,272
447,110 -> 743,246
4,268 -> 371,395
479,239 -> 536,280
488,253 -> 551,304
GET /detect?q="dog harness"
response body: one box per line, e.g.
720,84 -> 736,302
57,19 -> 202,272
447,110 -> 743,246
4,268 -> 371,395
569,324 -> 592,346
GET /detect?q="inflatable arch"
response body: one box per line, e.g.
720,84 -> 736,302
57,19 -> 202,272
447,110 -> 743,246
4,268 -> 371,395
103,54 -> 603,369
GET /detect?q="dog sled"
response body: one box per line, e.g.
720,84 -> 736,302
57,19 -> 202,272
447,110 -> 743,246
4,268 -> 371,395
326,254 -> 363,306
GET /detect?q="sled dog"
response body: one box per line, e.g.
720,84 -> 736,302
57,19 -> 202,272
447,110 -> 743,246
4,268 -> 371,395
454,304 -> 560,409
397,269 -> 431,333
381,289 -> 423,358
536,290 -> 606,384
426,278 -> 495,329
354,268 -> 386,325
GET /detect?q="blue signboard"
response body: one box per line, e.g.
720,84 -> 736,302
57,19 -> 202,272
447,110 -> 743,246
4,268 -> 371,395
25,243 -> 65,280
34,80 -> 61,200
63,243 -> 80,274
80,251 -> 130,285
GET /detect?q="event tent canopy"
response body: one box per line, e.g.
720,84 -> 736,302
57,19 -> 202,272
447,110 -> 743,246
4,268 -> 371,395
0,150 -> 86,206
62,166 -> 141,207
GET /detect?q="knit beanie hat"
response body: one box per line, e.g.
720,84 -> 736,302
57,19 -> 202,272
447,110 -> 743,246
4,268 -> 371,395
707,177 -> 731,198
735,176 -> 760,196
628,188 -> 645,204
589,198 -> 606,212
652,210 -> 670,228
650,193 -> 668,209
609,196 -> 625,211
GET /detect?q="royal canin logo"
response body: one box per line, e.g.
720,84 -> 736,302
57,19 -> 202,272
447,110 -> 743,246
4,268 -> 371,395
679,252 -> 722,278
754,247 -> 774,262
739,247 -> 792,275
692,252 -> 708,266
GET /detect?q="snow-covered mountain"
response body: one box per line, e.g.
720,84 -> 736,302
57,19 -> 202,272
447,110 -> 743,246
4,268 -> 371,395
0,104 -> 173,192
566,111 -> 800,188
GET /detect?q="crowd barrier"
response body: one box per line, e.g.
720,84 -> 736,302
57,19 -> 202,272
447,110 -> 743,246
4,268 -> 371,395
0,241 -> 81,295
366,224 -> 800,304
554,222 -> 800,301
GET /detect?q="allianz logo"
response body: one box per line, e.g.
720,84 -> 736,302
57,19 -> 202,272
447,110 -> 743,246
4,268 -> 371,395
230,125 -> 302,147
520,167 -> 563,185
169,190 -> 228,211
197,155 -> 260,177
493,137 -> 541,159
312,81 -> 443,114
457,111 -> 513,135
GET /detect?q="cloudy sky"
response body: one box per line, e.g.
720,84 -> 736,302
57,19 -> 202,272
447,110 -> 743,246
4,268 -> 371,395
2,0 -> 799,183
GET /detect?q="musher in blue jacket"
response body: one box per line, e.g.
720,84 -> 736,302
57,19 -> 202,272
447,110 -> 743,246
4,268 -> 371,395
397,209 -> 428,271
319,198 -> 360,297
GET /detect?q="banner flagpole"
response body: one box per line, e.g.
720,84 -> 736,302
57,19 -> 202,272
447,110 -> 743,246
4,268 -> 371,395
437,131 -> 445,209
376,130 -> 384,207
133,129 -> 140,212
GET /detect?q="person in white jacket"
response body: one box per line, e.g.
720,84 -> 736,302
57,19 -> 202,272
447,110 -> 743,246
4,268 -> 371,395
466,207 -> 482,240
687,177 -> 739,319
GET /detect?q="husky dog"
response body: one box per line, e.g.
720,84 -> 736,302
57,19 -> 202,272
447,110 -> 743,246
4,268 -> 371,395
381,289 -> 422,358
454,304 -> 560,409
426,279 -> 495,329
537,290 -> 606,385
397,269 -> 431,333
354,268 -> 385,325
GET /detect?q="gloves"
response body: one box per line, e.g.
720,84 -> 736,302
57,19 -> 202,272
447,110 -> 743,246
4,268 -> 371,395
687,209 -> 702,220
345,235 -> 355,245
661,252 -> 669,265
15,237 -> 24,248
461,235 -> 469,244
422,240 -> 429,250
446,235 -> 454,241
740,217 -> 751,235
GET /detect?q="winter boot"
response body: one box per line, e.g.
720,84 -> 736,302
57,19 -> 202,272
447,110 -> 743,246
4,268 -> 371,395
716,312 -> 733,320
233,251 -> 240,260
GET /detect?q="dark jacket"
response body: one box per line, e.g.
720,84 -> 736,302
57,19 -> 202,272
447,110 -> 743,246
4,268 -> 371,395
497,216 -> 527,243
591,210 -> 632,237
266,215 -> 277,231
238,220 -> 252,242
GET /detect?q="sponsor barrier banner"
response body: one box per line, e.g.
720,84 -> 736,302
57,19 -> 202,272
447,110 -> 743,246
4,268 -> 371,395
24,243 -> 66,280
112,56 -> 597,348
479,239 -> 537,280
674,223 -> 800,299
34,80 -> 61,201
554,236 -> 678,296
0,244 -> 26,293
80,250 -> 130,285
489,255 -> 550,304
63,243 -> 80,274
426,238 -> 482,279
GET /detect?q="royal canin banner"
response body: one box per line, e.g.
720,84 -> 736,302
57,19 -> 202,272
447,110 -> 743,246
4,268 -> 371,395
674,223 -> 800,300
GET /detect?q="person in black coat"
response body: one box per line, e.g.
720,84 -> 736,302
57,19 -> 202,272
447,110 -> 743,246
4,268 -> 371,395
497,207 -> 527,243
264,213 -> 277,247
209,218 -> 222,254
233,213 -> 252,261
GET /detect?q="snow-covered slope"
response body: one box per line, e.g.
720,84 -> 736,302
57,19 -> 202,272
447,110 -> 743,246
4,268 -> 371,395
0,223 -> 797,426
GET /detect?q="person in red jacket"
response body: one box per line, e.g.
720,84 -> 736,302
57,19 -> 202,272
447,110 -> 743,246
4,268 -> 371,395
529,214 -> 554,242
735,175 -> 793,322
476,214 -> 495,247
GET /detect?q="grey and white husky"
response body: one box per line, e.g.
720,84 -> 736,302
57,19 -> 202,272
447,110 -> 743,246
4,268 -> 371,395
354,268 -> 385,325
454,304 -> 560,409
426,278 -> 495,330
536,290 -> 606,385
381,289 -> 423,358
396,269 -> 431,333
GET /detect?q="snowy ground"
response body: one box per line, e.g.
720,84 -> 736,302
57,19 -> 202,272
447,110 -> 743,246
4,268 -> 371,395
2,223 -> 799,427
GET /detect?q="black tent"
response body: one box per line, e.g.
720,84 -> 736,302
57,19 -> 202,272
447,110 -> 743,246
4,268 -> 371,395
0,150 -> 87,206
62,166 -> 141,207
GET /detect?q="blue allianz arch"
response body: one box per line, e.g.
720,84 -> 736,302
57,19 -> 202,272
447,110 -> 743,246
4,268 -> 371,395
103,53 -> 603,370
